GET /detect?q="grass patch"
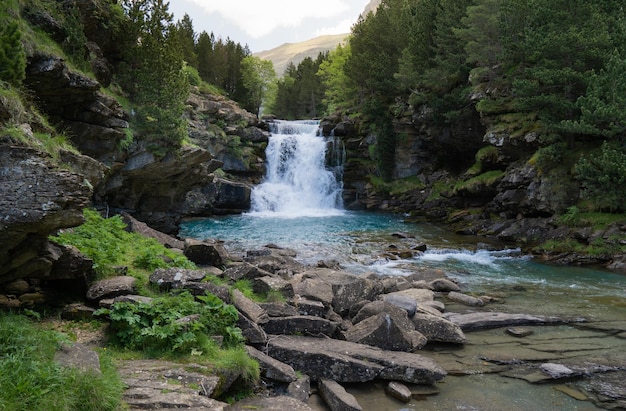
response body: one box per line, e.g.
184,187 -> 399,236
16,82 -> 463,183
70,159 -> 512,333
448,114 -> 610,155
50,209 -> 196,282
453,170 -> 504,195
369,175 -> 426,196
557,206 -> 626,229
0,313 -> 124,411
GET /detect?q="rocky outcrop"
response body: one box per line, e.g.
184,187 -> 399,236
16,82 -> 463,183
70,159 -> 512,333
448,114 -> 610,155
0,146 -> 91,285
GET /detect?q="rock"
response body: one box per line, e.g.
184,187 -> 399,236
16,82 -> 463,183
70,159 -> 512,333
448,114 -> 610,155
223,262 -> 272,281
118,360 -> 226,410
352,300 -> 413,327
226,395 -> 313,411
266,335 -> 446,384
3,279 -> 30,294
121,212 -> 184,249
245,345 -> 296,383
85,276 -> 136,301
506,327 -> 535,337
412,313 -> 467,344
0,146 -> 91,284
293,296 -> 326,317
258,302 -> 299,317
246,253 -> 304,277
253,275 -> 294,297
182,281 -> 231,303
381,288 -> 435,305
55,343 -> 101,374
292,277 -> 334,306
287,374 -> 311,403
345,312 -> 427,351
318,379 -> 363,411
184,238 -> 231,266
540,363 -> 575,379
385,381 -> 412,403
446,312 -> 564,331
60,303 -> 96,321
446,291 -> 485,307
379,293 -> 417,316
300,268 -> 378,315
231,289 -> 269,325
149,268 -> 208,289
237,313 -> 267,345
428,278 -> 461,292
263,316 -> 337,337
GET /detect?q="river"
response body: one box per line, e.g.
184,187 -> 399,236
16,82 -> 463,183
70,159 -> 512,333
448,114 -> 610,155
180,120 -> 626,410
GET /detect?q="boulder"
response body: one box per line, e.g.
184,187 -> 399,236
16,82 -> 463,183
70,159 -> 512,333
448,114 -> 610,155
245,345 -> 296,383
184,238 -> 231,266
318,379 -> 362,411
60,303 -> 96,321
412,313 -> 467,344
258,302 -> 299,317
237,313 -> 267,345
266,335 -> 446,384
385,381 -> 412,403
253,275 -> 294,297
231,289 -> 269,325
86,276 -> 136,301
381,288 -> 435,305
374,293 -> 417,317
428,278 -> 461,292
292,276 -> 334,306
262,316 -> 337,337
446,291 -> 485,307
352,301 -> 413,327
287,374 -> 311,403
121,212 -> 184,249
293,296 -> 326,317
179,281 -> 231,303
149,268 -> 208,289
54,342 -> 101,374
223,262 -> 272,281
345,312 -> 427,351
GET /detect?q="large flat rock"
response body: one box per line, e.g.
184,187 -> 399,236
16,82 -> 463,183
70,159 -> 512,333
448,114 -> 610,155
266,335 -> 446,384
446,312 -> 565,331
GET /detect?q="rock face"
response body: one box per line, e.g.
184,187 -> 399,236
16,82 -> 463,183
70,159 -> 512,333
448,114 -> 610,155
0,146 -> 92,285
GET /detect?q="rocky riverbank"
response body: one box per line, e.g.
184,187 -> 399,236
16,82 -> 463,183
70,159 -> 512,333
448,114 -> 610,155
53,217 -> 626,411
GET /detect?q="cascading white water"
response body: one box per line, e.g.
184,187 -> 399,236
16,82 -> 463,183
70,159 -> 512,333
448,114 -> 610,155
250,120 -> 344,217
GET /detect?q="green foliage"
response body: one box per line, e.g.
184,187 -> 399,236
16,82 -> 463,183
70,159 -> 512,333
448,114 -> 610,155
61,4 -> 88,70
453,170 -> 504,195
96,291 -> 243,355
50,209 -> 196,279
0,21 -> 26,85
575,141 -> 626,212
241,55 -> 276,117
317,43 -> 355,114
0,313 -> 124,411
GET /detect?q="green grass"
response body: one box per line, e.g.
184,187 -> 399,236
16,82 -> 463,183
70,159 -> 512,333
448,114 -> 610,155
50,209 -> 197,283
0,313 -> 124,411
369,175 -> 426,196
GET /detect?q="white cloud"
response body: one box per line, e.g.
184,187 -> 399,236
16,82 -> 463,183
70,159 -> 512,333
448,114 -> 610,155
315,18 -> 354,37
187,0 -> 350,38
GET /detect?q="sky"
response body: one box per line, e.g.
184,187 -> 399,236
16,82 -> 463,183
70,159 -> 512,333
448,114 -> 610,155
168,0 -> 372,53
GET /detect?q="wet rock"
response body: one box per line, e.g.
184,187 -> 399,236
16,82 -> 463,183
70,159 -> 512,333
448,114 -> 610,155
506,327 -> 535,337
86,276 -> 136,301
540,363 -> 575,379
245,345 -> 296,383
428,278 -> 461,292
262,316 -> 337,337
446,291 -> 485,307
266,335 -> 446,384
385,381 -> 412,403
319,379 -> 363,411
446,312 -> 564,331
184,238 -> 231,266
226,395 -> 312,411
412,312 -> 467,344
345,312 -> 427,351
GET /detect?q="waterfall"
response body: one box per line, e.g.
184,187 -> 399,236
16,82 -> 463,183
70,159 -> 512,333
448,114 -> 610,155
250,120 -> 344,217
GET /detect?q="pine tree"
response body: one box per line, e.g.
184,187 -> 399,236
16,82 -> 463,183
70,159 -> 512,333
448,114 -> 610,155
0,22 -> 26,86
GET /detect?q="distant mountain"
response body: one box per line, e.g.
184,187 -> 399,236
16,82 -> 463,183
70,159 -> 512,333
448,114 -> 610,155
255,0 -> 382,76
254,34 -> 348,76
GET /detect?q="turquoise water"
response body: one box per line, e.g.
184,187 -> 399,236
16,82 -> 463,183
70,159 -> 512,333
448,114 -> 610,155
179,212 -> 626,320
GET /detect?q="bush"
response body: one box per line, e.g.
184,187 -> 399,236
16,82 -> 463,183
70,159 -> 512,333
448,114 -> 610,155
96,292 -> 243,355
0,22 -> 26,85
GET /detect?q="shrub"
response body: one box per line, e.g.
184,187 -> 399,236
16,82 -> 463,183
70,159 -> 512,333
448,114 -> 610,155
96,291 -> 243,355
0,22 -> 26,86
